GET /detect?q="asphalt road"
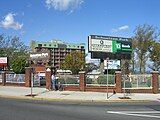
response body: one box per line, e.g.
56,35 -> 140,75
0,97 -> 160,120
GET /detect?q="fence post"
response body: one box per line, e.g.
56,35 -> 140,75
2,71 -> 6,86
115,71 -> 122,93
45,68 -> 51,90
25,67 -> 32,87
152,71 -> 159,94
79,71 -> 86,91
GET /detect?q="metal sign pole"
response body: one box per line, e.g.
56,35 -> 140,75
31,73 -> 33,97
31,68 -> 34,97
106,58 -> 109,99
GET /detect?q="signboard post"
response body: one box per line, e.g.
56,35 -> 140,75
106,58 -> 109,99
31,68 -> 35,97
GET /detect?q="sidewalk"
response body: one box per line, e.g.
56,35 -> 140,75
0,86 -> 160,102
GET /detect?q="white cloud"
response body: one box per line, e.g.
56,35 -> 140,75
112,25 -> 129,32
45,0 -> 84,11
0,13 -> 23,30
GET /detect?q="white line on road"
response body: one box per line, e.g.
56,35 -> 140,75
107,111 -> 160,119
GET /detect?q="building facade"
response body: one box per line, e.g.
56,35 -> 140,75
30,40 -> 85,69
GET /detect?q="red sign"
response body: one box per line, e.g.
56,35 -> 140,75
0,57 -> 8,67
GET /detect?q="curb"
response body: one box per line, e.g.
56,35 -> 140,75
0,94 -> 152,103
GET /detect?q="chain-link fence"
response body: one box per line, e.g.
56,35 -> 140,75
122,74 -> 152,89
6,73 -> 25,83
86,74 -> 115,86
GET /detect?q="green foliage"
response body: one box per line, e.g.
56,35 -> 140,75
133,24 -> 158,73
61,51 -> 85,74
86,77 -> 92,84
146,78 -> 152,87
0,34 -> 28,73
85,63 -> 98,73
97,75 -> 115,85
121,81 -> 132,88
58,77 -> 78,84
149,42 -> 160,71
109,69 -> 116,75
11,57 -> 27,74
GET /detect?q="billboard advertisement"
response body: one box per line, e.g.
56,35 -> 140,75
88,35 -> 132,53
0,57 -> 8,67
104,60 -> 120,69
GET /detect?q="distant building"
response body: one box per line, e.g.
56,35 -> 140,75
30,40 -> 85,69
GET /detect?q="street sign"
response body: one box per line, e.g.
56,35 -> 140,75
104,60 -> 120,69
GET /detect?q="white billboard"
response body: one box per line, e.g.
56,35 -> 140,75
104,60 -> 120,69
0,57 -> 7,64
88,36 -> 113,52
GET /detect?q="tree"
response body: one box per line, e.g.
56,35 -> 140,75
61,51 -> 85,74
11,56 -> 27,74
85,63 -> 98,73
0,34 -> 28,73
130,38 -> 138,73
149,42 -> 160,71
133,24 -> 157,73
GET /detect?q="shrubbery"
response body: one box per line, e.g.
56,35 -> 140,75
86,77 -> 92,84
58,77 -> 78,84
121,81 -> 132,88
97,75 -> 115,85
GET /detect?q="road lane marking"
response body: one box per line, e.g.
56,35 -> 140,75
108,111 -> 160,114
107,111 -> 160,119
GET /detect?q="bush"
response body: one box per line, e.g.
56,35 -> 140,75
146,79 -> 151,87
97,75 -> 115,85
121,81 -> 132,88
58,77 -> 65,84
58,77 -> 78,84
86,77 -> 92,84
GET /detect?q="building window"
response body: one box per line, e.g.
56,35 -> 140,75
44,44 -> 46,46
38,44 -> 42,47
81,46 -> 84,49
49,44 -> 51,46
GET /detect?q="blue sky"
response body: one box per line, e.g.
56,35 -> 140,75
0,0 -> 160,49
